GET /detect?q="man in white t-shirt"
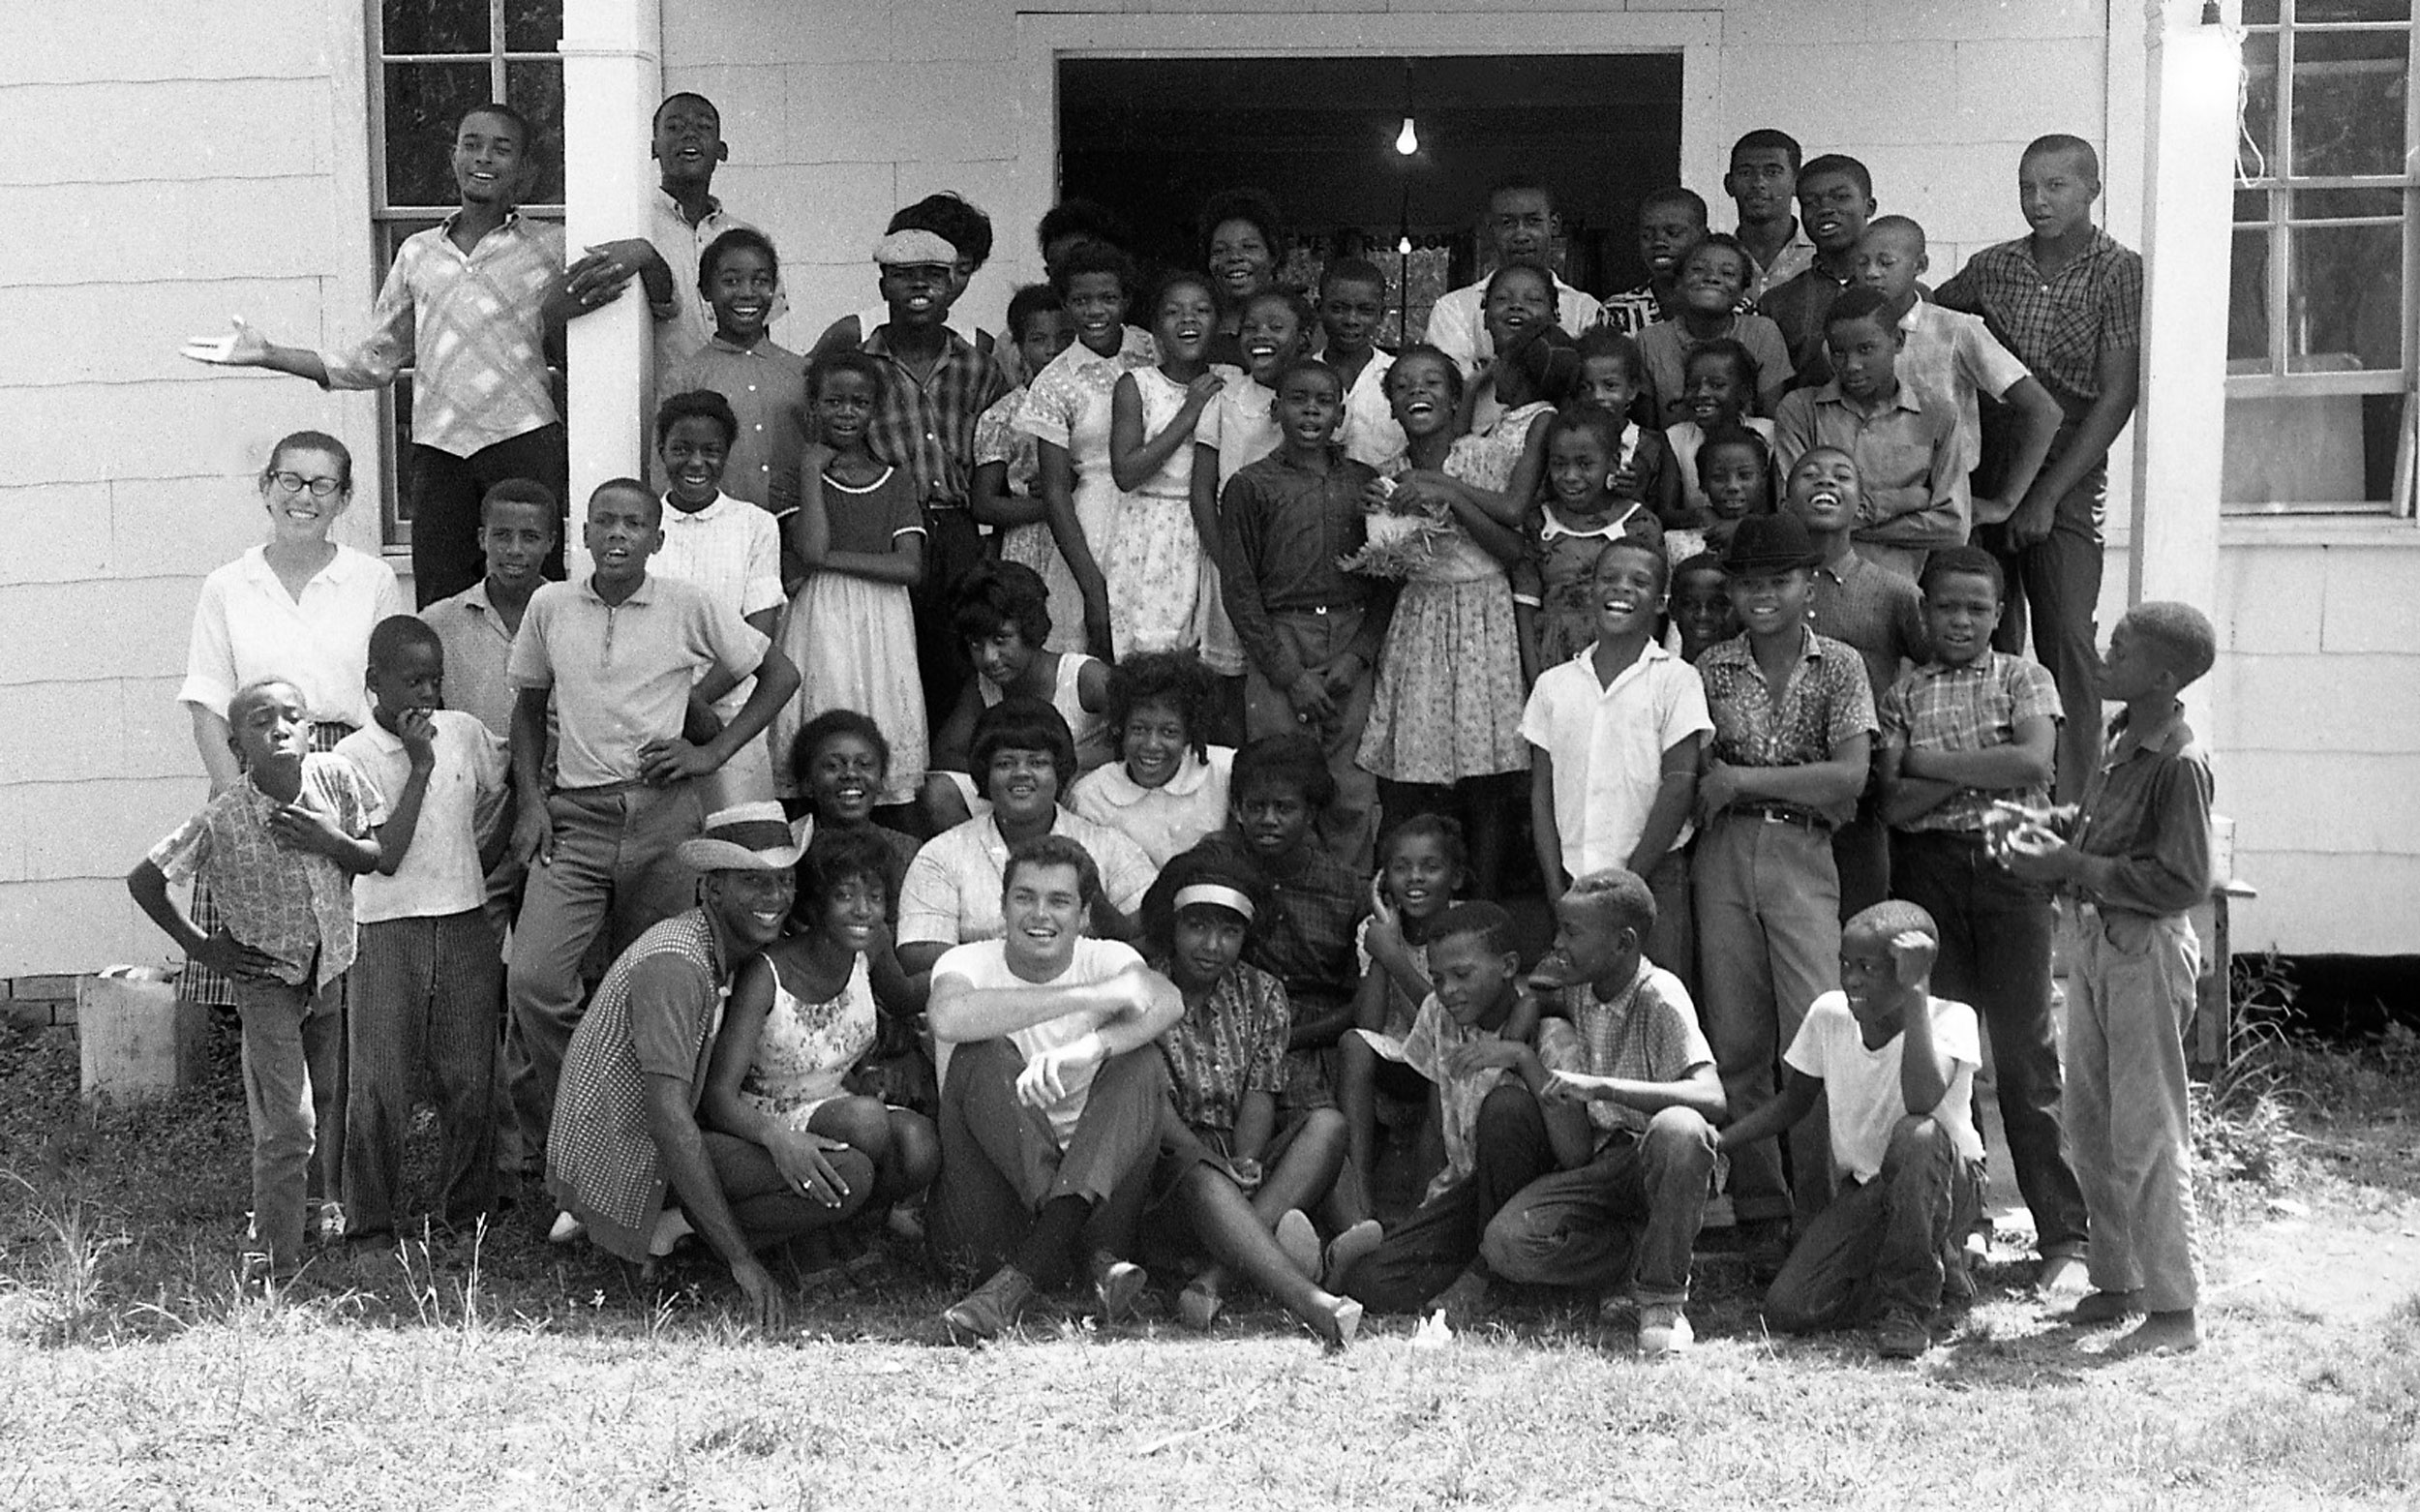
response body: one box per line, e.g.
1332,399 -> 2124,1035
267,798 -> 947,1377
927,833 -> 1184,1341
1423,180 -> 1604,379
1717,900 -> 1986,1360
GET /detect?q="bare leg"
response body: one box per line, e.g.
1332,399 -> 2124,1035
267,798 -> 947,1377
1337,1038 -> 1382,1205
1177,1164 -> 1359,1346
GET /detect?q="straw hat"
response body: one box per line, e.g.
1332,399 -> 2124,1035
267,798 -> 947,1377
675,801 -> 808,872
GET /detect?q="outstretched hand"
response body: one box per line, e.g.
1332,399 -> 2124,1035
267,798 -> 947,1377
180,316 -> 274,368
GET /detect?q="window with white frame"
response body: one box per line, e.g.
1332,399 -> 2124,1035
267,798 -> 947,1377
2225,0 -> 2417,516
371,0 -> 565,545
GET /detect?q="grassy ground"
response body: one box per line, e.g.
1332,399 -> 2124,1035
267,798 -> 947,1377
5,1017 -> 2418,1510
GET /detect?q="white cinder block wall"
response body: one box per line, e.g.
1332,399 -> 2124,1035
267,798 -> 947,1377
0,0 -> 2411,977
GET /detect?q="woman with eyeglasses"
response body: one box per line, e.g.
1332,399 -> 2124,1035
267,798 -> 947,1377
174,431 -> 407,1041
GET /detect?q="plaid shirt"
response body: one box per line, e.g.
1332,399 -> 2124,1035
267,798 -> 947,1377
546,910 -> 727,1262
148,755 -> 385,987
1538,959 -> 1714,1145
322,210 -> 565,458
1882,652 -> 2063,834
1935,227 -> 2143,409
1156,959 -> 1291,1136
861,323 -> 1009,509
1699,626 -> 1878,829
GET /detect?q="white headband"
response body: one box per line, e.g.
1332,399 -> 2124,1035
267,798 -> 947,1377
1173,883 -> 1255,922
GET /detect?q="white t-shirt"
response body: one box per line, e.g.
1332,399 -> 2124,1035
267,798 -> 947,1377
1783,991 -> 1984,1184
1519,642 -> 1713,881
334,711 -> 509,922
931,936 -> 1144,1144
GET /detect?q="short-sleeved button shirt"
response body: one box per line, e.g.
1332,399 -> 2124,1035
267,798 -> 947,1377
147,755 -> 385,986
659,336 -> 809,516
1156,957 -> 1291,1136
1400,992 -> 1526,1200
1807,548 -> 1931,704
335,711 -> 509,922
1897,299 -> 2032,472
1881,651 -> 2062,833
1520,642 -> 1712,878
895,808 -> 1159,950
1934,227 -> 2143,410
418,580 -> 522,740
1538,960 -> 1714,1146
504,572 -> 769,789
1698,626 -> 1878,827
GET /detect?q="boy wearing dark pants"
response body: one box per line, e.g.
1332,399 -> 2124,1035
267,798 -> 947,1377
505,480 -> 802,1163
1489,871 -> 1724,1356
1999,601 -> 2217,1354
1692,514 -> 1876,1270
1221,358 -> 1388,873
1724,902 -> 1986,1359
1936,135 -> 2143,803
128,679 -> 388,1281
1880,547 -> 2089,1289
334,618 -> 511,1241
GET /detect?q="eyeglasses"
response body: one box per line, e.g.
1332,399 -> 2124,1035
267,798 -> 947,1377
269,471 -> 347,498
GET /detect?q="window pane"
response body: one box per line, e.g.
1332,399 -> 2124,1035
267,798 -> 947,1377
381,0 -> 488,54
2239,31 -> 2279,178
2243,0 -> 2280,21
383,63 -> 491,207
505,60 -> 566,205
2234,188 -> 2270,223
2289,29 -> 2411,176
2223,392 -> 2407,508
2295,0 -> 2409,20
2288,185 -> 2406,219
2229,227 -> 2273,368
504,0 -> 564,53
2286,221 -> 2404,372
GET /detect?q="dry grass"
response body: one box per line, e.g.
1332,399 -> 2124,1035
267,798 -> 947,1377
5,1018 -> 2419,1510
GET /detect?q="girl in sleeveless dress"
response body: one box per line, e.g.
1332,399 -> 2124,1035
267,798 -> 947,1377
921,559 -> 1115,831
1107,271 -> 1231,657
772,350 -> 928,808
702,829 -> 938,1282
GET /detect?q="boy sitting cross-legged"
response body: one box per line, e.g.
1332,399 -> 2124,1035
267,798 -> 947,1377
1997,600 -> 2219,1355
1879,547 -> 2089,1290
1721,901 -> 1985,1360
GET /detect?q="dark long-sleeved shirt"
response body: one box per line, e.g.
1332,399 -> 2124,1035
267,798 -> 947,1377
1218,447 -> 1383,689
2068,706 -> 2214,918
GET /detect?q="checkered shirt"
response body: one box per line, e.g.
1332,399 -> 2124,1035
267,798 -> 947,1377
1934,227 -> 2143,408
1881,652 -> 2063,833
1538,960 -> 1714,1143
861,323 -> 1009,509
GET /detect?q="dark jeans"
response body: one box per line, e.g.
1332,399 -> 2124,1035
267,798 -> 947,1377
912,508 -> 986,730
925,1037 -> 1167,1279
1981,436 -> 2103,804
1832,790 -> 1891,921
1340,1080 -> 1558,1313
344,911 -> 502,1237
1891,830 -> 2089,1257
1766,1114 -> 1984,1330
408,425 -> 569,607
1480,1106 -> 1717,1305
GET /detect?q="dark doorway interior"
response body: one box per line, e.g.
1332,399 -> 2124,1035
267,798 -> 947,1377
1058,52 -> 1683,339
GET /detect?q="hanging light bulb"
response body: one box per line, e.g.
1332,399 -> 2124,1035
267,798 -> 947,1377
1395,116 -> 1419,156
1397,233 -> 1413,255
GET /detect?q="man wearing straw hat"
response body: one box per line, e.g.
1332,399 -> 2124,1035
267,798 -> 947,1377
547,802 -> 875,1325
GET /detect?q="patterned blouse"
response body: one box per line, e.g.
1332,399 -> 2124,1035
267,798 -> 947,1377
738,952 -> 878,1126
1697,625 -> 1879,828
1155,958 -> 1292,1136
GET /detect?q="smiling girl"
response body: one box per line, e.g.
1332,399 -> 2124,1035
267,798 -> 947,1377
1070,650 -> 1234,867
1107,272 -> 1231,657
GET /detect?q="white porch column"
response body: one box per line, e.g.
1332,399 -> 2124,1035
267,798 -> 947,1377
2130,1 -> 2241,661
560,0 -> 662,563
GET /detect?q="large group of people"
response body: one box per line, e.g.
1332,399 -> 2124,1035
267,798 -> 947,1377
136,95 -> 2222,1360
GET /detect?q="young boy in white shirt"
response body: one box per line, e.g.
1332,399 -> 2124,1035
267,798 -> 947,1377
1718,900 -> 1985,1359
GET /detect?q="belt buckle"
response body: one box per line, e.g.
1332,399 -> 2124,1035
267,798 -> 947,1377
1309,604 -> 1332,616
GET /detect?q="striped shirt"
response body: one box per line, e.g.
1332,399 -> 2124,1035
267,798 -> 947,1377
321,210 -> 565,458
1881,651 -> 2062,834
861,323 -> 1009,509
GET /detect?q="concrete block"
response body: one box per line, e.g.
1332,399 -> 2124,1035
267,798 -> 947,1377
775,263 -> 882,346
0,579 -> 196,683
2228,850 -> 2420,956
2222,749 -> 2420,856
1,999 -> 46,1029
0,279 -> 328,390
916,0 -> 1020,60
2217,653 -> 2420,754
783,64 -> 1011,166
731,163 -> 901,265
656,66 -> 788,161
21,778 -> 197,883
1718,45 -> 1959,150
121,680 -> 213,784
0,177 -> 345,288
1849,142 -> 2023,250
78,969 -> 207,1104
1875,0 -> 2102,41
111,474 -> 269,582
2318,546 -> 2420,654
2216,542 -> 2325,654
666,0 -> 897,66
0,79 -> 329,186
0,484 -> 111,584
0,878 -> 156,978
0,378 -> 354,488
1951,39 -> 2106,146
0,0 -> 332,83
0,680 -> 130,784
1694,0 -> 1870,45
15,974 -> 78,1000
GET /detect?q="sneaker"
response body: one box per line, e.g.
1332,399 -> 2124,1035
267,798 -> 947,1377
1637,1302 -> 1694,1356
236,1250 -> 280,1298
2069,1288 -> 2144,1326
312,1200 -> 348,1243
942,1264 -> 1035,1342
1320,1219 -> 1384,1292
1274,1209 -> 1320,1282
1875,1309 -> 1931,1359
1089,1251 -> 1147,1323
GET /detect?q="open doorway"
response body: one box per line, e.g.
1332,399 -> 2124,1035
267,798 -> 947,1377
1058,53 -> 1683,343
